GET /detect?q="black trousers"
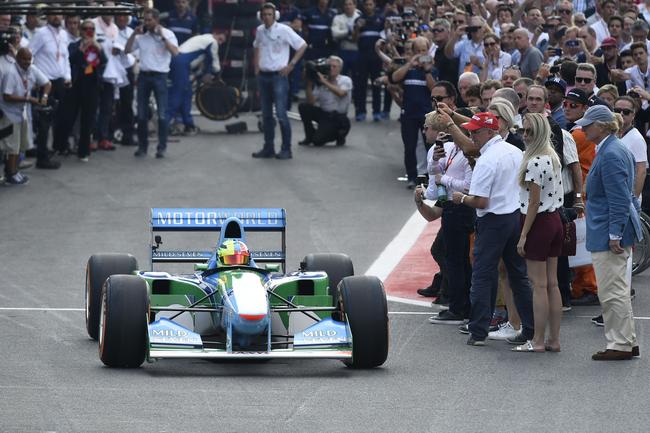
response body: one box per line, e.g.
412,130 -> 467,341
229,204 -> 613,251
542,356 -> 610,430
441,202 -> 475,318
298,103 -> 351,145
60,78 -> 100,158
116,67 -> 135,145
34,78 -> 68,161
557,193 -> 575,305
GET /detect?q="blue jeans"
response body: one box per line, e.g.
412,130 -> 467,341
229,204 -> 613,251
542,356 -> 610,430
258,72 -> 291,152
137,72 -> 168,153
468,211 -> 535,340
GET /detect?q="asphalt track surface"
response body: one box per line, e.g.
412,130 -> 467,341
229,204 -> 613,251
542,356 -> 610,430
1,112 -> 649,433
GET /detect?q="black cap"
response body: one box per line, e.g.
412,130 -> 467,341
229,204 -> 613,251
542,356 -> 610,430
564,88 -> 589,105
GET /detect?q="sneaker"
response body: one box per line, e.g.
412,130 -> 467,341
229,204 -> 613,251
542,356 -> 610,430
184,125 -> 199,136
631,288 -> 636,300
373,113 -> 382,122
562,301 -> 572,312
506,331 -> 529,345
490,312 -> 508,328
18,159 -> 33,170
5,172 -> 28,185
380,111 -> 390,120
591,314 -> 604,327
98,140 -> 116,151
252,148 -> 276,158
134,149 -> 147,157
355,113 -> 366,122
458,324 -> 470,334
155,151 -> 165,159
428,310 -> 464,325
406,180 -> 416,189
275,150 -> 292,160
488,321 -> 519,340
78,156 -> 89,162
467,336 -> 486,346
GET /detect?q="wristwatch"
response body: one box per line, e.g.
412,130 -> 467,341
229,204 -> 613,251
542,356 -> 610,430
460,194 -> 466,204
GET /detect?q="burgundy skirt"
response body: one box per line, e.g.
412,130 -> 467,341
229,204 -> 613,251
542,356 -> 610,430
520,210 -> 564,261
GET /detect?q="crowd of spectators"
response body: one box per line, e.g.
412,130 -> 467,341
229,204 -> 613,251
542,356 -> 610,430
0,0 -> 217,184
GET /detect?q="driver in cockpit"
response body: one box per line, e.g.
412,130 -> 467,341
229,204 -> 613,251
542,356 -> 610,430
217,239 -> 250,266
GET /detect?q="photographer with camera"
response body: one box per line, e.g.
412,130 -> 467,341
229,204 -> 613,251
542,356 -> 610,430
444,15 -> 487,77
392,36 -> 435,189
298,56 -> 352,147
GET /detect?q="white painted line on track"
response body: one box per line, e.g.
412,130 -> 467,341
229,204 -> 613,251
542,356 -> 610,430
0,308 -> 84,311
387,295 -> 431,307
364,210 -> 427,283
575,315 -> 650,320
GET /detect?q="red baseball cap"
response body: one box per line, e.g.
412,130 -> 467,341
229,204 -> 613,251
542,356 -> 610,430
600,37 -> 617,47
461,112 -> 500,131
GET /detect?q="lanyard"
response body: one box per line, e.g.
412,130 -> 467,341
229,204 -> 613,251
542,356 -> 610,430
48,25 -> 61,61
444,146 -> 459,172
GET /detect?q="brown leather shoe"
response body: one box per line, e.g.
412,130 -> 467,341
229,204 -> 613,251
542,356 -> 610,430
592,349 -> 633,361
632,346 -> 640,357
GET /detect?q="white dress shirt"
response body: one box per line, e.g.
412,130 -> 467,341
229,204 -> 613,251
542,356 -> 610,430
253,22 -> 306,72
116,26 -> 136,68
519,154 -> 564,214
486,51 -> 512,81
29,24 -> 71,81
131,27 -> 178,73
425,141 -> 472,200
469,135 -> 523,217
561,129 -> 579,194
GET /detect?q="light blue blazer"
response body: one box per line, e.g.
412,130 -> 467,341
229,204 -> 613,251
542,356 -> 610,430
585,134 -> 642,252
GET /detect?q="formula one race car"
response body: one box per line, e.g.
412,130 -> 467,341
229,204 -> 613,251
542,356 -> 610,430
84,208 -> 388,369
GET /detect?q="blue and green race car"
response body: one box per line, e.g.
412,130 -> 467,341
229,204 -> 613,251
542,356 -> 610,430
84,208 -> 389,369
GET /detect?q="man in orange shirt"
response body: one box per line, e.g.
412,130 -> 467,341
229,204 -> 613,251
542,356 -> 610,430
564,89 -> 599,305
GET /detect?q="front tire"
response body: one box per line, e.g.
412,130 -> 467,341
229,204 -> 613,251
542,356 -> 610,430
99,275 -> 149,368
339,276 -> 389,368
302,253 -> 354,306
85,254 -> 138,340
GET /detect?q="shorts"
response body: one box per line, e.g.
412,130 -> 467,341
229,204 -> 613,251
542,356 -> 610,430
520,210 -> 564,261
0,120 -> 29,156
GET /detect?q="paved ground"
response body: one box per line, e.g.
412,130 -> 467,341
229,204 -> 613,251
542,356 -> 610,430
0,111 -> 648,432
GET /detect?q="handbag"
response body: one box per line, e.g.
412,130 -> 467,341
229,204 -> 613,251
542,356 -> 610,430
558,207 -> 577,257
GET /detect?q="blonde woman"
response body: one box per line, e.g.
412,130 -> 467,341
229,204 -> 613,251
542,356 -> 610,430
597,84 -> 619,108
488,97 -> 525,150
512,113 -> 564,353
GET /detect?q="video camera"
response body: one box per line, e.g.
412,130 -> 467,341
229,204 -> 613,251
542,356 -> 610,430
0,28 -> 17,55
305,58 -> 331,82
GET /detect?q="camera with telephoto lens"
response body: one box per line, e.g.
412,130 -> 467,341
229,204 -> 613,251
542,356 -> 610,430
305,58 -> 331,82
0,29 -> 16,55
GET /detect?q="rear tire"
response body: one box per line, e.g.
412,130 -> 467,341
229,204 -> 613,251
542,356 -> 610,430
85,254 -> 138,340
339,276 -> 389,368
302,253 -> 354,306
99,275 -> 149,368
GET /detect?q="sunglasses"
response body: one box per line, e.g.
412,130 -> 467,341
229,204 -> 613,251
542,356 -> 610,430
563,101 -> 581,108
575,77 -> 593,84
432,28 -> 446,33
453,20 -> 466,25
575,20 -> 587,25
559,9 -> 572,14
431,95 -> 449,102
503,65 -> 520,71
517,93 -> 525,99
82,26 -> 95,30
614,108 -> 634,115
484,42 -> 497,47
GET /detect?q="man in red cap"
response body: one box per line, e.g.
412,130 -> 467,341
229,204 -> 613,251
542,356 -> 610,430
596,37 -> 627,94
449,112 -> 535,346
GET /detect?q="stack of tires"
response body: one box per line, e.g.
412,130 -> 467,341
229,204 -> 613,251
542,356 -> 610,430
212,0 -> 263,112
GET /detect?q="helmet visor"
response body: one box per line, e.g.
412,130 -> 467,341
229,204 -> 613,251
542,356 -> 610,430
221,253 -> 249,265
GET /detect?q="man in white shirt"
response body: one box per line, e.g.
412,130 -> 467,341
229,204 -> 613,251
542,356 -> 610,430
93,3 -> 120,151
450,112 -> 535,346
29,12 -> 71,169
0,48 -> 51,185
114,13 -> 136,147
126,8 -> 179,158
252,2 -> 307,160
298,56 -> 351,147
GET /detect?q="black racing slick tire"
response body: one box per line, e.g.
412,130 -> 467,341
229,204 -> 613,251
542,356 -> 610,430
99,275 -> 149,368
302,253 -> 354,306
339,276 -> 389,369
85,254 -> 138,340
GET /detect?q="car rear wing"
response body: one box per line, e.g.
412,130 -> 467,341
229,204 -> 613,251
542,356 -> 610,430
150,208 -> 286,271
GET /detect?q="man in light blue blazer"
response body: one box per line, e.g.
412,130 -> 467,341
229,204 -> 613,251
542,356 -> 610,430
576,105 -> 643,361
